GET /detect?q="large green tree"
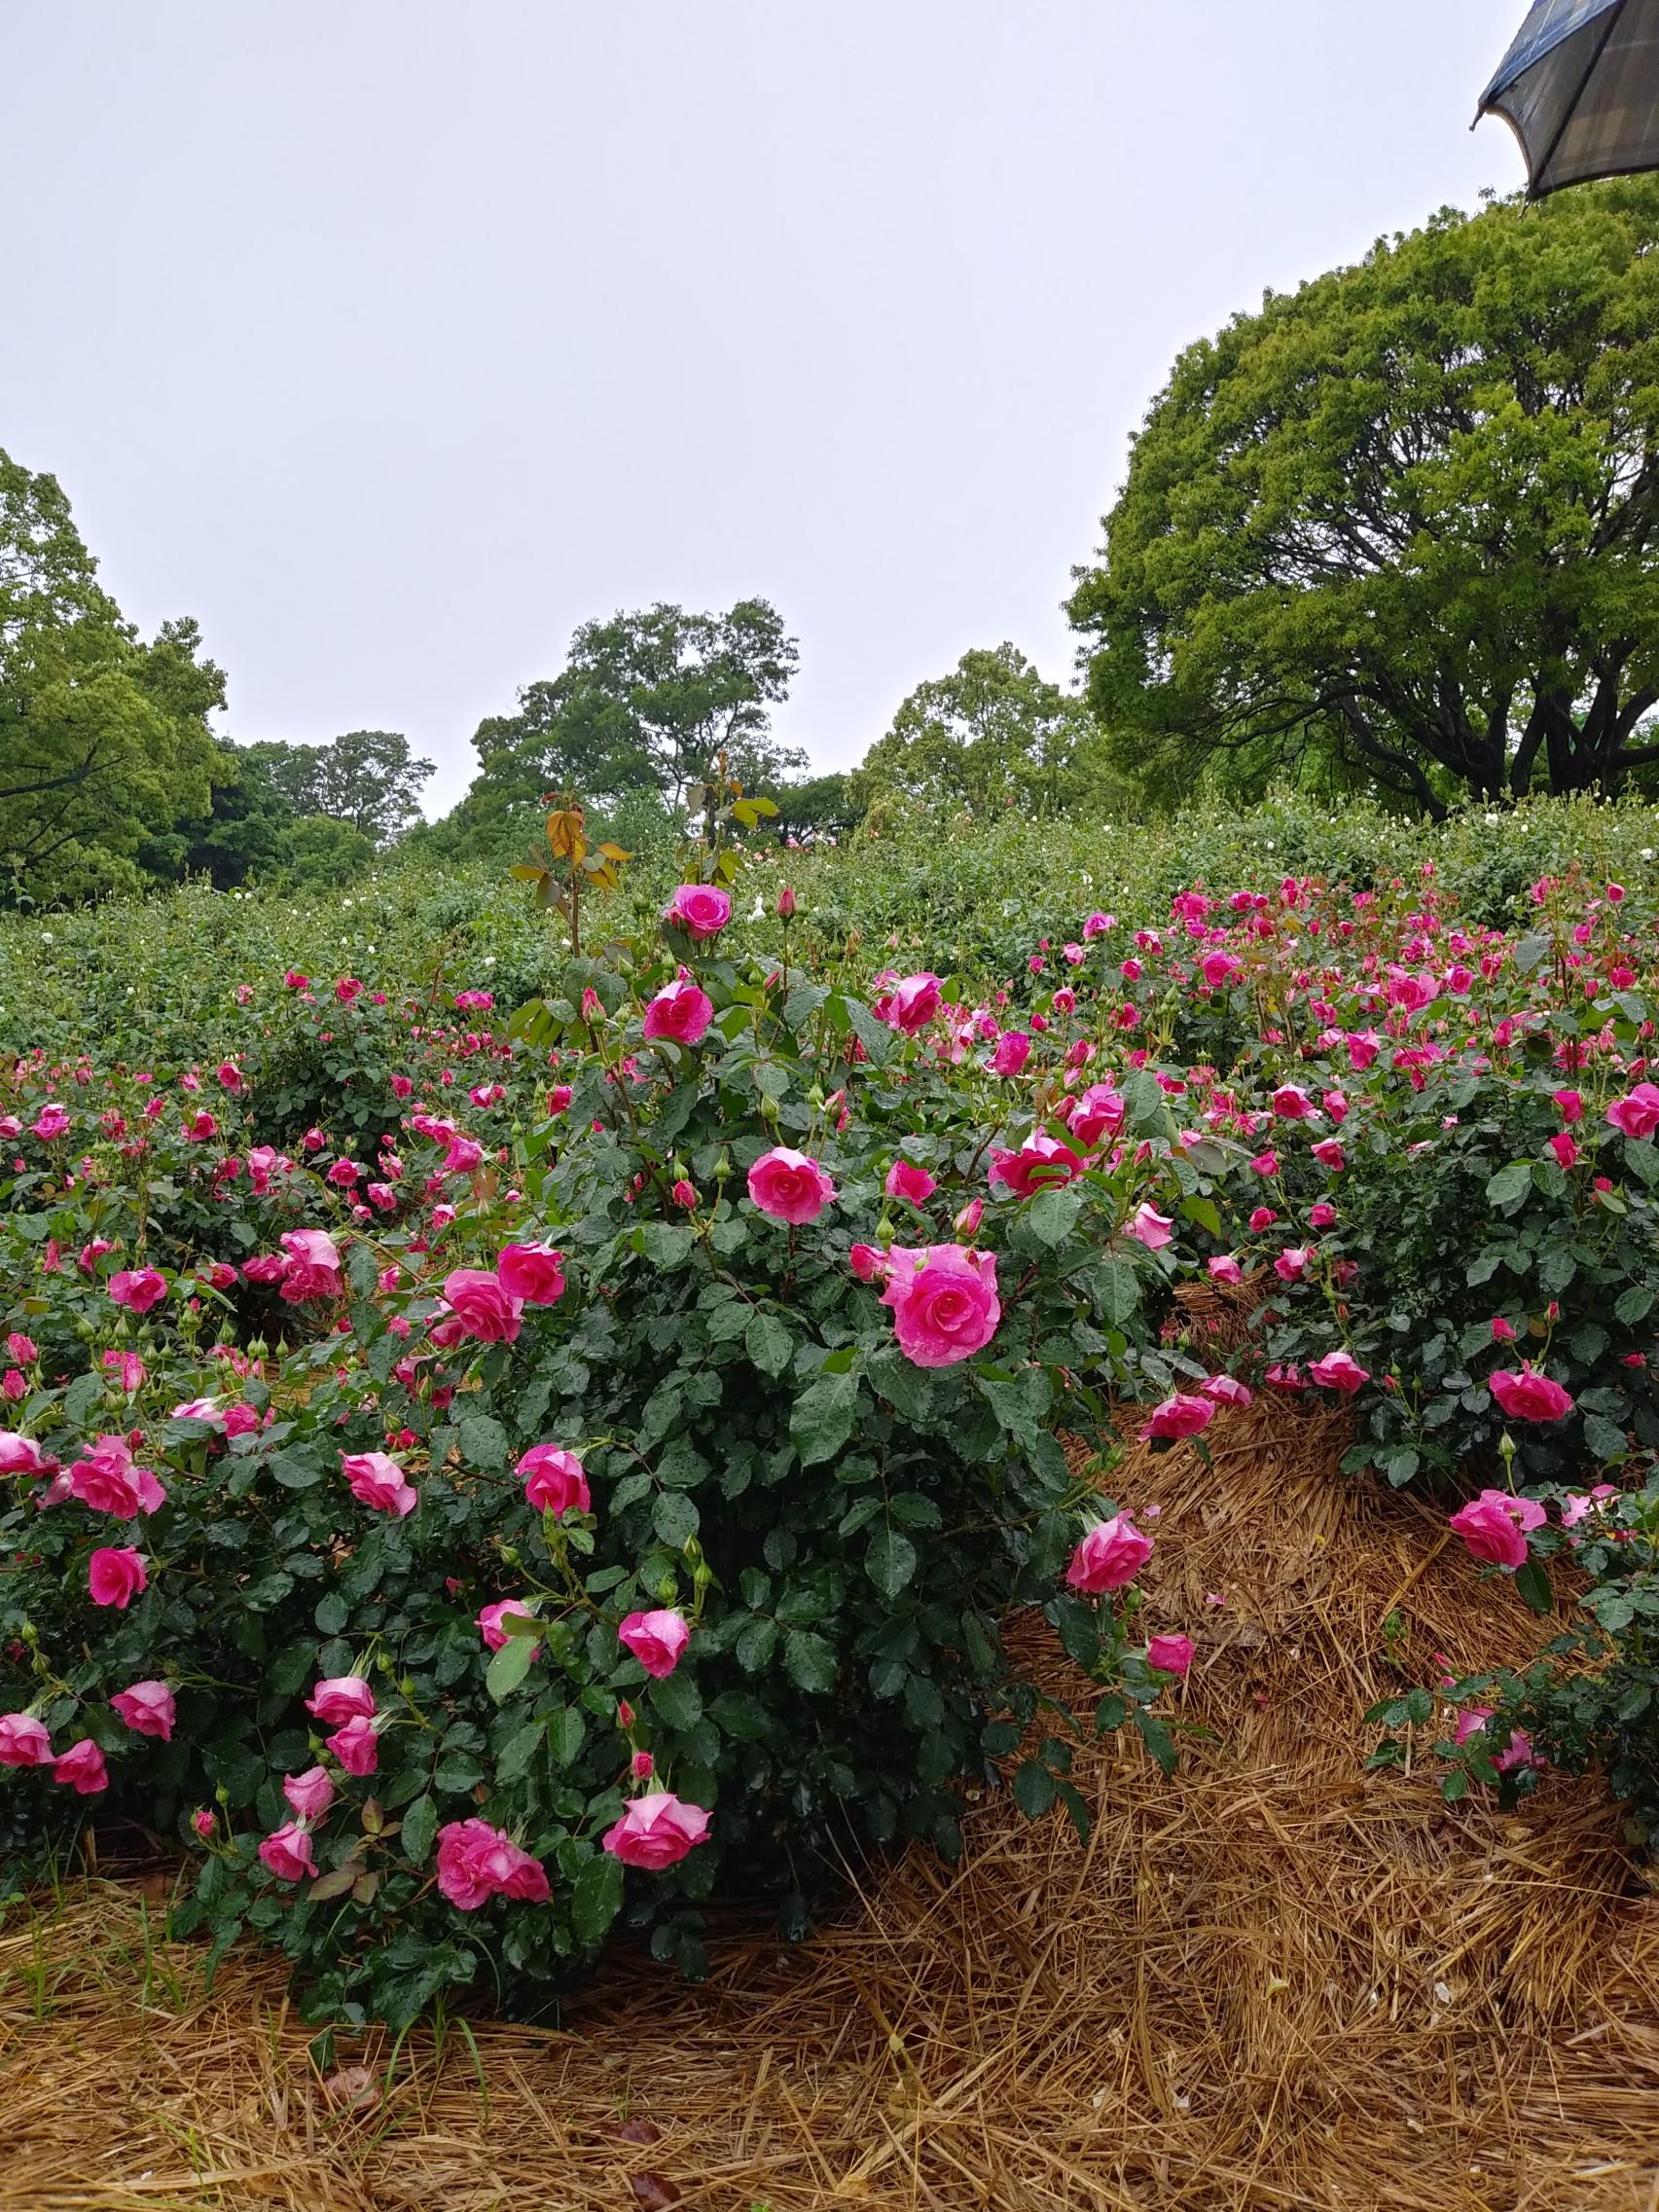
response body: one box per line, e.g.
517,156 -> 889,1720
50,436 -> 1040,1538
241,730 -> 433,845
1067,183 -> 1659,816
1,451 -> 225,903
856,643 -> 1128,818
461,599 -> 804,833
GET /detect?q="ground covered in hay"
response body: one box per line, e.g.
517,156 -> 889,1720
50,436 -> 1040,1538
5,1385 -> 1659,2212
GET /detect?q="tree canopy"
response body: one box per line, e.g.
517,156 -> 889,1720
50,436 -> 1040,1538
1067,182 -> 1659,816
242,731 -> 434,845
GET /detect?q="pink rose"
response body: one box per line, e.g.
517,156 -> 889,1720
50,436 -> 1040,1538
67,1434 -> 167,1518
305,1676 -> 377,1724
1201,1373 -> 1253,1408
618,1609 -> 691,1678
885,972 -> 943,1033
1069,1084 -> 1126,1148
6,1333 -> 37,1363
1139,1393 -> 1215,1441
747,1146 -> 837,1224
1274,1246 -> 1313,1282
495,1243 -> 567,1306
879,1245 -> 1000,1369
989,1031 -> 1030,1076
642,978 -> 715,1045
277,1228 -> 343,1302
435,1817 -> 552,1908
848,1243 -> 888,1283
440,1267 -> 523,1343
1607,1083 -> 1659,1141
1147,1633 -> 1195,1677
884,1159 -> 937,1204
1490,1367 -> 1574,1423
31,1103 -> 71,1141
1548,1132 -> 1579,1169
259,1821 -> 318,1882
0,1432 -> 59,1478
519,1444 -> 591,1515
663,884 -> 732,940
1271,1084 -> 1316,1119
111,1680 -> 176,1741
1308,1203 -> 1338,1230
341,1450 -> 418,1517
601,1791 -> 712,1870
0,1714 -> 53,1768
326,1714 -> 379,1775
1552,1088 -> 1584,1124
1449,1488 -> 1548,1570
1307,1349 -> 1369,1395
1454,1707 -> 1536,1775
89,1546 -> 147,1609
54,1739 -> 109,1795
990,1130 -> 1084,1199
283,1766 -> 337,1821
478,1598 -> 541,1652
1311,1139 -> 1346,1172
1207,1255 -> 1244,1286
109,1266 -> 167,1314
1126,1204 -> 1173,1251
1066,1512 -> 1154,1595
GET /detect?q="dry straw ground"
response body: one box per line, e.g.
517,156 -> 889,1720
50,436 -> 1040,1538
5,1312 -> 1659,2209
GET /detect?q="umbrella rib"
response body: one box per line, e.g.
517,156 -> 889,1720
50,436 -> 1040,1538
1529,0 -> 1630,193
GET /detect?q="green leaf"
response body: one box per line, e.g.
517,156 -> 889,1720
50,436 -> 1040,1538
62,1371 -> 102,1425
866,1525 -> 918,1601
1012,1759 -> 1056,1819
486,1634 -> 537,1702
1485,1163 -> 1533,1211
783,1629 -> 838,1694
1615,1285 -> 1655,1325
651,1672 -> 703,1731
1513,1558 -> 1555,1617
1441,1767 -> 1469,1803
707,1689 -> 771,1740
783,982 -> 829,1032
1093,1259 -> 1140,1327
790,1371 -> 858,1467
570,1853 -> 625,1945
1180,1193 -> 1222,1239
401,1794 -> 437,1867
745,1310 -> 794,1378
1026,1185 -> 1084,1249
652,1490 -> 701,1545
457,1413 -> 508,1471
548,1706 -> 586,1766
1583,1413 -> 1629,1464
1131,1708 -> 1177,1776
638,1222 -> 695,1269
269,1451 -> 323,1490
313,1591 -> 348,1637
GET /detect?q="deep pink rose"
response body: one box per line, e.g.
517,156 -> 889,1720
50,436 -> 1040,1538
1552,1088 -> 1584,1124
1065,1512 -> 1154,1594
989,1130 -> 1083,1199
111,1680 -> 176,1741
1311,1138 -> 1346,1172
1308,1349 -> 1369,1395
1274,1245 -> 1313,1282
440,1267 -> 523,1343
664,884 -> 732,940
342,1450 -> 418,1517
879,1245 -> 1000,1368
88,1546 -> 147,1609
277,1228 -> 343,1302
478,1598 -> 541,1652
305,1676 -> 377,1723
989,1031 -> 1030,1076
436,1817 -> 551,1908
618,1609 -> 691,1679
1069,1083 -> 1126,1147
0,1714 -> 53,1767
109,1266 -> 167,1314
885,972 -> 943,1033
1139,1393 -> 1215,1441
259,1821 -> 318,1882
1490,1367 -> 1574,1423
1449,1488 -> 1548,1569
601,1791 -> 712,1870
747,1146 -> 837,1224
495,1244 -> 566,1305
519,1444 -> 591,1515
1607,1084 -> 1659,1141
67,1434 -> 167,1518
283,1765 -> 337,1821
326,1714 -> 379,1775
54,1739 -> 109,1795
642,977 -> 714,1045
1207,1255 -> 1244,1286
848,1243 -> 888,1283
1147,1633 -> 1195,1677
1271,1084 -> 1316,1119
884,1159 -> 936,1204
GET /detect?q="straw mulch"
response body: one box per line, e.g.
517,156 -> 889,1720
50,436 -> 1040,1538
5,1338 -> 1659,2208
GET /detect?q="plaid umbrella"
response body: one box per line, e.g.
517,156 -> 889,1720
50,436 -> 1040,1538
1478,0 -> 1659,196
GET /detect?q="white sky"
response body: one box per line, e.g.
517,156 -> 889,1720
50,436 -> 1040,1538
1,2 -> 1527,813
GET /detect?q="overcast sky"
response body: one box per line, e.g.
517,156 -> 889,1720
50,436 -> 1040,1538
2,2 -> 1527,813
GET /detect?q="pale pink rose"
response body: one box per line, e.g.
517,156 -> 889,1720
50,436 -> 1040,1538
283,1765 -> 337,1821
642,977 -> 715,1045
1065,1512 -> 1153,1594
0,1714 -> 53,1767
67,1435 -> 167,1518
1454,1708 -> 1536,1774
478,1598 -> 541,1652
989,1031 -> 1030,1076
54,1739 -> 109,1795
601,1791 -> 712,1869
1449,1488 -> 1548,1570
109,1266 -> 167,1314
885,973 -> 942,1033
1308,1349 -> 1369,1395
519,1444 -> 591,1515
31,1103 -> 71,1141
747,1146 -> 837,1224
1201,1373 -> 1253,1408
496,1244 -> 566,1306
618,1609 -> 691,1678
1607,1083 -> 1659,1141
326,1714 -> 379,1775
1139,1393 -> 1215,1441
1146,1633 -> 1195,1677
88,1546 -> 147,1609
277,1228 -> 343,1302
171,1396 -> 225,1427
1126,1204 -> 1173,1251
884,1160 -> 936,1204
1491,1367 -> 1574,1422
0,1433 -> 59,1478
440,1267 -> 523,1343
879,1245 -> 1000,1368
259,1821 -> 318,1881
1274,1246 -> 1313,1282
305,1676 -> 378,1724
1207,1255 -> 1244,1286
435,1817 -> 551,1907
111,1681 -> 176,1741
340,1450 -> 418,1518
990,1130 -> 1084,1199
